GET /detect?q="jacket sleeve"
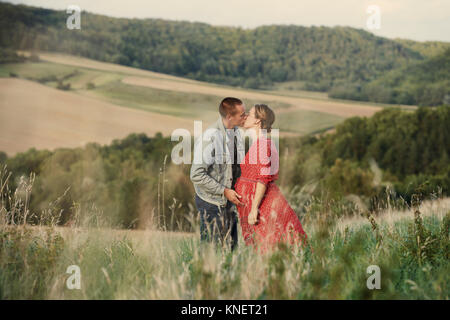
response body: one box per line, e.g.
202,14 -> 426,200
190,136 -> 226,196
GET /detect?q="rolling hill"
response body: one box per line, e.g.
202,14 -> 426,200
0,51 -> 389,155
0,2 -> 448,106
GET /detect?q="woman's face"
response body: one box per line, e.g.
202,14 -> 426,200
243,107 -> 259,129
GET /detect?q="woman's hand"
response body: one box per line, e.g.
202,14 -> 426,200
248,207 -> 259,225
248,182 -> 266,225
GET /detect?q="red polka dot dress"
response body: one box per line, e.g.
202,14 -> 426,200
235,137 -> 308,254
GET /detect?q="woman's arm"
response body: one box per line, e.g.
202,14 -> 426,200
248,182 -> 266,225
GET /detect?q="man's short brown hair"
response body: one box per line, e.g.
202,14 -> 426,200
219,97 -> 243,118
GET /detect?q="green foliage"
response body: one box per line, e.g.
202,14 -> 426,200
0,47 -> 27,64
3,106 -> 448,229
395,39 -> 450,58
3,133 -> 193,231
1,1 -> 447,100
118,177 -> 143,229
281,106 -> 450,215
321,107 -> 450,179
0,214 -> 447,299
0,227 -> 65,299
324,159 -> 375,197
330,49 -> 450,106
71,237 -> 153,299
0,165 -> 448,299
56,81 -> 70,90
0,151 -> 7,164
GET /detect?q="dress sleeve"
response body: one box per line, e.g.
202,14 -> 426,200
256,139 -> 279,186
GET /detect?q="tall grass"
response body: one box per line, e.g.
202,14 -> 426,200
0,165 -> 448,299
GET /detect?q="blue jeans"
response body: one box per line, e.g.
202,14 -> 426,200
194,194 -> 238,251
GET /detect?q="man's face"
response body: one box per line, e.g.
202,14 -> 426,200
228,104 -> 247,127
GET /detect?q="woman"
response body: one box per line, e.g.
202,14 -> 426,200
235,104 -> 308,254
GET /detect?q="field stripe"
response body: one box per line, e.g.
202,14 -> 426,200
0,79 -> 193,155
34,52 -> 384,118
122,76 -> 382,118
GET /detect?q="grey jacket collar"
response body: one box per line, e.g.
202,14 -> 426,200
216,116 -> 244,160
217,116 -> 229,136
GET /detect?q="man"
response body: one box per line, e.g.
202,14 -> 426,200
190,97 -> 247,251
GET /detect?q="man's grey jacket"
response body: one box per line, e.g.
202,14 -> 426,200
190,117 -> 245,206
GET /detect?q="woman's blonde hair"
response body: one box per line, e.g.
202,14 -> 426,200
254,104 -> 275,133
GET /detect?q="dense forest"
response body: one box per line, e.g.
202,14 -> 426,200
1,107 -> 448,231
329,48 -> 450,106
0,2 -> 449,106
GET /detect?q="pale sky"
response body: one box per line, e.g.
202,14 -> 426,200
5,0 -> 450,42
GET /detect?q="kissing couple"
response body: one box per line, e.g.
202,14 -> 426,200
190,97 -> 308,254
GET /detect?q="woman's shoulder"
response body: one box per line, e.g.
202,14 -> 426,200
255,135 -> 273,144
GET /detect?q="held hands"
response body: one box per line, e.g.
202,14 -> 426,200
224,188 -> 244,206
248,207 -> 259,225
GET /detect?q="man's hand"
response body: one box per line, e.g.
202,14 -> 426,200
224,188 -> 244,206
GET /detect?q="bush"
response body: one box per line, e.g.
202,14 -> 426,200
57,81 -> 71,91
323,158 -> 375,197
328,83 -> 365,101
36,74 -> 58,83
29,52 -> 40,62
0,151 -> 7,163
0,48 -> 26,64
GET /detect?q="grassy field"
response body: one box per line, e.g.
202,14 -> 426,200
0,159 -> 448,300
0,51 -> 396,156
89,80 -> 290,120
1,197 -> 448,299
275,110 -> 345,135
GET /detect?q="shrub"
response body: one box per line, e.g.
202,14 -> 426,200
57,81 -> 71,91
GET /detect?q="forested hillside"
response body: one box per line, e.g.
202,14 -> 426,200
329,48 -> 450,106
1,107 -> 448,229
1,2 -> 448,105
